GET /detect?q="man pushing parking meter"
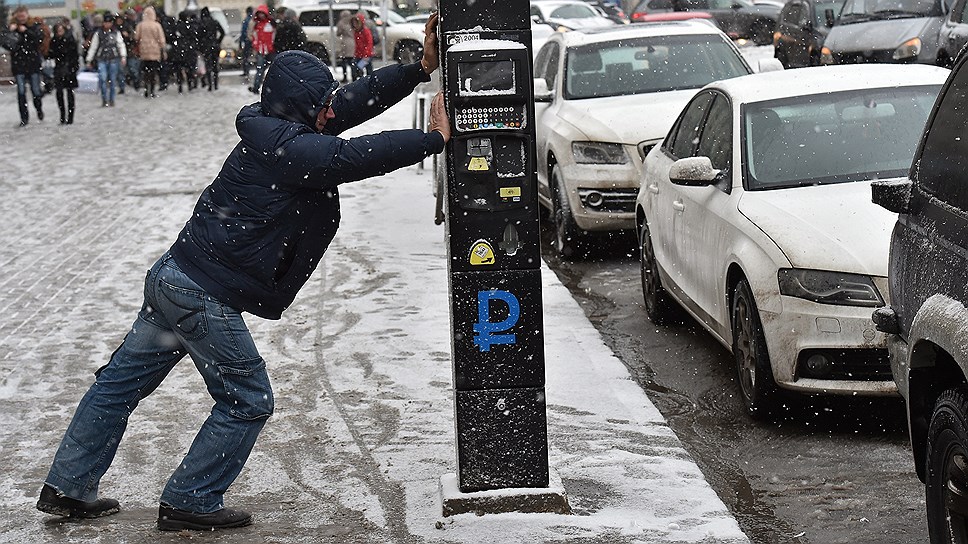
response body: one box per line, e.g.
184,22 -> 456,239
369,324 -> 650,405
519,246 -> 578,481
438,0 -> 569,516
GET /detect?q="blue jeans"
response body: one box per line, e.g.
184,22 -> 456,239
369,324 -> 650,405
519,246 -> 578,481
97,59 -> 121,103
251,52 -> 274,92
45,252 -> 273,513
15,72 -> 42,99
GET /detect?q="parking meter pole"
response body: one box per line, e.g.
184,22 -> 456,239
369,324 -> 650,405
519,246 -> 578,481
438,0 -> 569,516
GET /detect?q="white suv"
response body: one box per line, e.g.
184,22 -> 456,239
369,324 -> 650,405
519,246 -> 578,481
286,2 -> 426,64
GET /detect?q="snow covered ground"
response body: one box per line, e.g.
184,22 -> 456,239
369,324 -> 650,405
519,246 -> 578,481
0,58 -> 767,542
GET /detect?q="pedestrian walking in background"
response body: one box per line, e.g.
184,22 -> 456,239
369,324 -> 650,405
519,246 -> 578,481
272,8 -> 305,54
86,12 -> 126,107
119,9 -> 140,92
198,7 -> 225,91
335,10 -> 354,83
6,6 -> 45,126
156,7 -> 176,91
247,4 -> 274,94
135,6 -> 166,98
35,15 -> 447,532
171,10 -> 198,93
238,6 -> 253,79
48,22 -> 79,124
351,12 -> 373,80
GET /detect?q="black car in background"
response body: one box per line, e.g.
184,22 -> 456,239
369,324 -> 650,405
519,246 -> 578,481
773,0 -> 845,66
630,0 -> 780,43
820,0 -> 949,65
937,0 -> 968,65
871,49 -> 968,542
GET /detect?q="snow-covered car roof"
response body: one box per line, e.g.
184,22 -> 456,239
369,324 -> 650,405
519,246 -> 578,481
554,20 -> 731,47
710,64 -> 950,104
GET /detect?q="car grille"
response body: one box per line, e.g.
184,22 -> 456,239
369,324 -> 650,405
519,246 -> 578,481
577,188 -> 638,213
796,348 -> 892,381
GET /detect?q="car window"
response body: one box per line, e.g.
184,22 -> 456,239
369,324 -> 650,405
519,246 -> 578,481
564,35 -> 749,99
697,94 -> 733,175
532,5 -> 544,19
550,4 -> 600,18
545,44 -> 561,89
954,0 -> 968,21
708,0 -> 737,9
535,41 -> 560,89
813,1 -> 844,24
743,85 -> 939,190
916,67 -> 968,207
669,92 -> 715,158
299,10 -> 332,27
840,0 -> 942,18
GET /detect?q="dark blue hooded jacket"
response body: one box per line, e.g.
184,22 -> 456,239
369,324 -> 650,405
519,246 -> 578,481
170,50 -> 444,319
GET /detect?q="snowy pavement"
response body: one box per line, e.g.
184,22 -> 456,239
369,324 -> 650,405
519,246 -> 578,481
0,68 -> 749,543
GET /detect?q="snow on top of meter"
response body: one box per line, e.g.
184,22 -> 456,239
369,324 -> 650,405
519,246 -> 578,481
449,39 -> 528,52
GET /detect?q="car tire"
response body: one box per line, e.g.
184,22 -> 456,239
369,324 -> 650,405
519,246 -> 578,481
305,42 -> 330,65
926,388 -> 968,542
395,40 -> 423,64
750,20 -> 773,46
731,279 -> 778,418
639,219 -> 677,325
551,166 -> 585,259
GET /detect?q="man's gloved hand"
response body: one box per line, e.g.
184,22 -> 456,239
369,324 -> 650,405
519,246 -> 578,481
420,13 -> 439,75
429,91 -> 450,143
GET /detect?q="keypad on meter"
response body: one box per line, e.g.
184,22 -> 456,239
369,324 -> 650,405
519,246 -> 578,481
456,106 -> 526,131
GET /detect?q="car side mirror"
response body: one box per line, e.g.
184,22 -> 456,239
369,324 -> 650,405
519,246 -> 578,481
669,156 -> 720,186
755,58 -> 784,72
871,179 -> 912,213
533,78 -> 553,102
824,8 -> 836,27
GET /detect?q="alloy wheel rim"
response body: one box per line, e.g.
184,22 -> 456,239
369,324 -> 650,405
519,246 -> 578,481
734,296 -> 756,401
640,233 -> 658,312
944,443 -> 968,543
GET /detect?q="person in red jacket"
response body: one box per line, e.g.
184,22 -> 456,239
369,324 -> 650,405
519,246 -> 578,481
247,4 -> 275,93
351,12 -> 372,81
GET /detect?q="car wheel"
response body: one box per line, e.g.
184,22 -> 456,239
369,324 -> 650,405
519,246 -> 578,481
926,388 -> 968,543
395,40 -> 423,64
306,42 -> 330,65
551,166 -> 585,259
750,20 -> 773,46
731,279 -> 777,418
639,219 -> 676,325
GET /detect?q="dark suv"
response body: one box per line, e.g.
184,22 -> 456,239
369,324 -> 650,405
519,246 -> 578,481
872,52 -> 968,541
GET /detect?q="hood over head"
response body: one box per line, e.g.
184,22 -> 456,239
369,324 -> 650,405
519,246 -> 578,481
255,4 -> 270,18
261,50 -> 339,128
142,6 -> 156,21
200,7 -> 210,18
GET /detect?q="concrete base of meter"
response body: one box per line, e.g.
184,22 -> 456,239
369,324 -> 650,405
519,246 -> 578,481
439,471 -> 570,517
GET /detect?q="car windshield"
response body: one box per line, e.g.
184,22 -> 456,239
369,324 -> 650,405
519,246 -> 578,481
813,0 -> 844,24
839,0 -> 940,19
384,10 -> 407,24
564,35 -> 749,99
743,85 -> 939,190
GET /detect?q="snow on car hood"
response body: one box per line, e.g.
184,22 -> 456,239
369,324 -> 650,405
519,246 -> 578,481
558,91 -> 697,145
737,181 -> 898,275
824,17 -> 936,51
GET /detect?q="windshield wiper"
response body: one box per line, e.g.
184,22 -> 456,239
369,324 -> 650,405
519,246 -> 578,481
838,12 -> 877,22
871,8 -> 926,18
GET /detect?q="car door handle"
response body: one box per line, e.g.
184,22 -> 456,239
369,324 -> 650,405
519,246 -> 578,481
648,183 -> 659,194
672,200 -> 685,212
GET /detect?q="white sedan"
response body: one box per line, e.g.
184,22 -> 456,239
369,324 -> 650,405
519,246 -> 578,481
533,22 -> 753,258
635,64 -> 948,417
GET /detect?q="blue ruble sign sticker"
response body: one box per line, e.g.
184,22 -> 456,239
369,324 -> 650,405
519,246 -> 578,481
473,289 -> 520,352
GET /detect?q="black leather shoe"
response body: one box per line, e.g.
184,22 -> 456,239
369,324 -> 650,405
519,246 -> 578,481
36,484 -> 120,518
157,504 -> 252,531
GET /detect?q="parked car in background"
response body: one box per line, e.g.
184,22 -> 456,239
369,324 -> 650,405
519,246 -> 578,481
820,0 -> 949,65
773,0 -> 844,67
531,0 -> 618,29
637,64 -> 947,417
533,22 -> 752,257
633,10 -> 722,26
584,0 -> 632,23
290,2 -> 426,63
630,0 -> 780,43
936,0 -> 968,65
871,53 -> 968,543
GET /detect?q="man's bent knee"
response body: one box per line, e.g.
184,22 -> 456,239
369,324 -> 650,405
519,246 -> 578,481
216,357 -> 274,419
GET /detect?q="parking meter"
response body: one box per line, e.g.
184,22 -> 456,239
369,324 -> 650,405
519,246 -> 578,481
439,0 -> 549,494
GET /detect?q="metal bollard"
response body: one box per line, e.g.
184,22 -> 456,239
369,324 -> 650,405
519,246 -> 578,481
413,92 -> 431,170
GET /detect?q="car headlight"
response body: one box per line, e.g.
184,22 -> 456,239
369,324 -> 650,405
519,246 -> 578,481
572,141 -> 629,165
893,37 -> 921,60
820,46 -> 833,65
777,268 -> 884,307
